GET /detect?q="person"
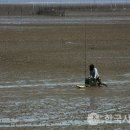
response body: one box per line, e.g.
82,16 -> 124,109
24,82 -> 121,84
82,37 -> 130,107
89,64 -> 107,87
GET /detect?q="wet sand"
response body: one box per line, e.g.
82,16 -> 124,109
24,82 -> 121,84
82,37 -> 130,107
0,23 -> 130,130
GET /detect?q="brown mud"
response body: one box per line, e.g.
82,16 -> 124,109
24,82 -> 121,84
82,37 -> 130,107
0,23 -> 130,129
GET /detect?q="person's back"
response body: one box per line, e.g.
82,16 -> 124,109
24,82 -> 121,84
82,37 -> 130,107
89,64 -> 99,78
89,64 -> 101,86
87,64 -> 107,87
94,68 -> 99,79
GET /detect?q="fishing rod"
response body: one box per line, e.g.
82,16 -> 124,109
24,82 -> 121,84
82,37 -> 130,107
84,24 -> 87,86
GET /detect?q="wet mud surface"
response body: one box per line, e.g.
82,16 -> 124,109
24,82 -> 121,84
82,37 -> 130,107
0,24 -> 130,129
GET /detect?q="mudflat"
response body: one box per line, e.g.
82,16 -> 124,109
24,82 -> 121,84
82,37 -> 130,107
0,24 -> 130,80
0,23 -> 130,129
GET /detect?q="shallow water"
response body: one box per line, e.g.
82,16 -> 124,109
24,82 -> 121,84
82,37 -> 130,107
0,73 -> 130,128
0,16 -> 130,25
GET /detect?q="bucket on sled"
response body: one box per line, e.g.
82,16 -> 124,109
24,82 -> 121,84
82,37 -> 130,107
85,78 -> 96,86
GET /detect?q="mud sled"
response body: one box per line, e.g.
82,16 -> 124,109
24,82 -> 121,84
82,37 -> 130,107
76,77 -> 107,88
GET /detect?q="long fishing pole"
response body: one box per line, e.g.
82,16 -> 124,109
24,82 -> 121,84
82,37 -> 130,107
84,24 -> 87,86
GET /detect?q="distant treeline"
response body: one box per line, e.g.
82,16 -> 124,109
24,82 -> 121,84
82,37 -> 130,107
0,4 -> 130,16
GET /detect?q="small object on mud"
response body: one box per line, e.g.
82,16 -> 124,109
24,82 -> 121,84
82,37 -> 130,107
90,47 -> 95,50
76,85 -> 86,88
